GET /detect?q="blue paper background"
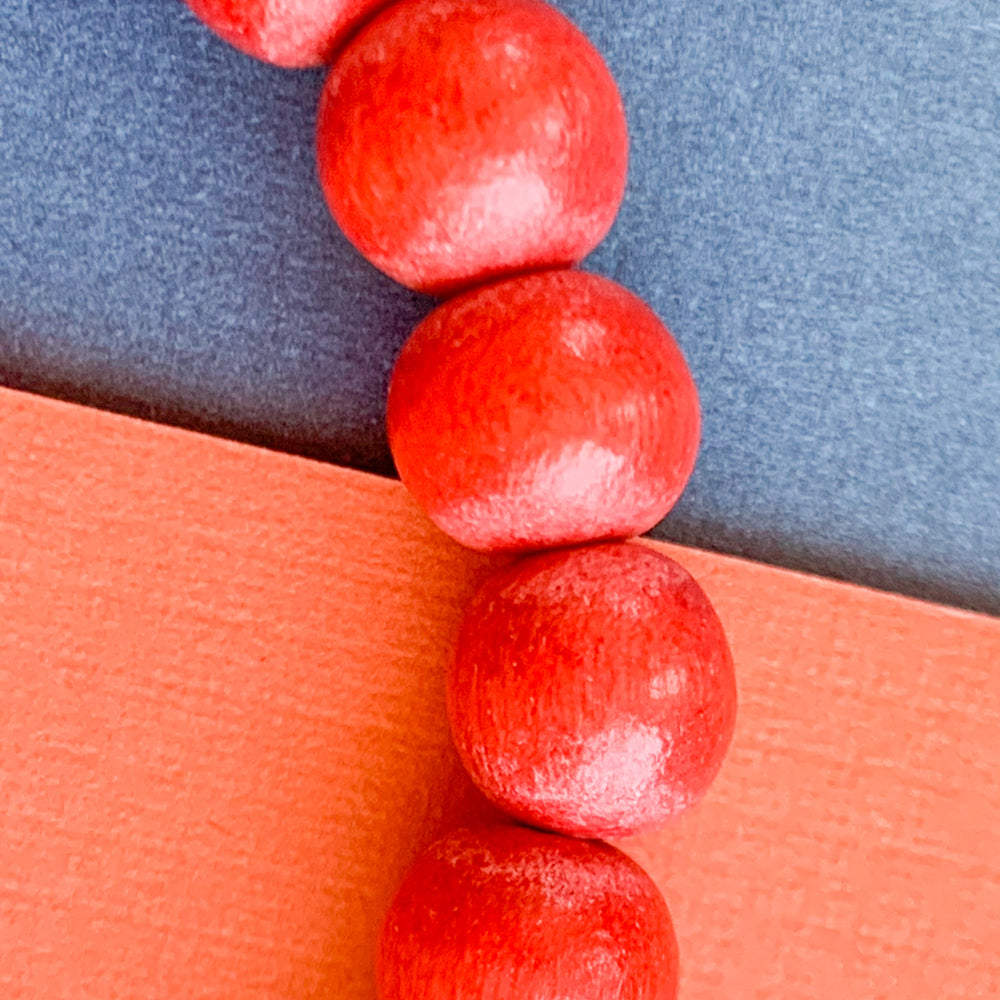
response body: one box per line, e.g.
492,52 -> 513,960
1,0 -> 998,614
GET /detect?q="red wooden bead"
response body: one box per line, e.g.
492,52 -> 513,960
183,0 -> 390,68
377,824 -> 679,1000
315,0 -> 628,295
387,269 -> 700,553
446,542 -> 737,838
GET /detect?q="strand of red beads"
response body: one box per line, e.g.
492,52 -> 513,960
186,1 -> 739,996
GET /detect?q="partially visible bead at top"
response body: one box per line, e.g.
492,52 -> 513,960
183,0 -> 394,68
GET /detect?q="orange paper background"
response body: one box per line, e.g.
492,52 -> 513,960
1,385 -> 998,998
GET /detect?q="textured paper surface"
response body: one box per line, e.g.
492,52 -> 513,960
1,386 -> 997,998
3,0 -> 1000,615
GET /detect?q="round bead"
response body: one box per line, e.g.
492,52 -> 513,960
387,269 -> 700,553
446,542 -> 737,838
315,0 -> 628,295
377,824 -> 679,1000
183,0 -> 391,67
